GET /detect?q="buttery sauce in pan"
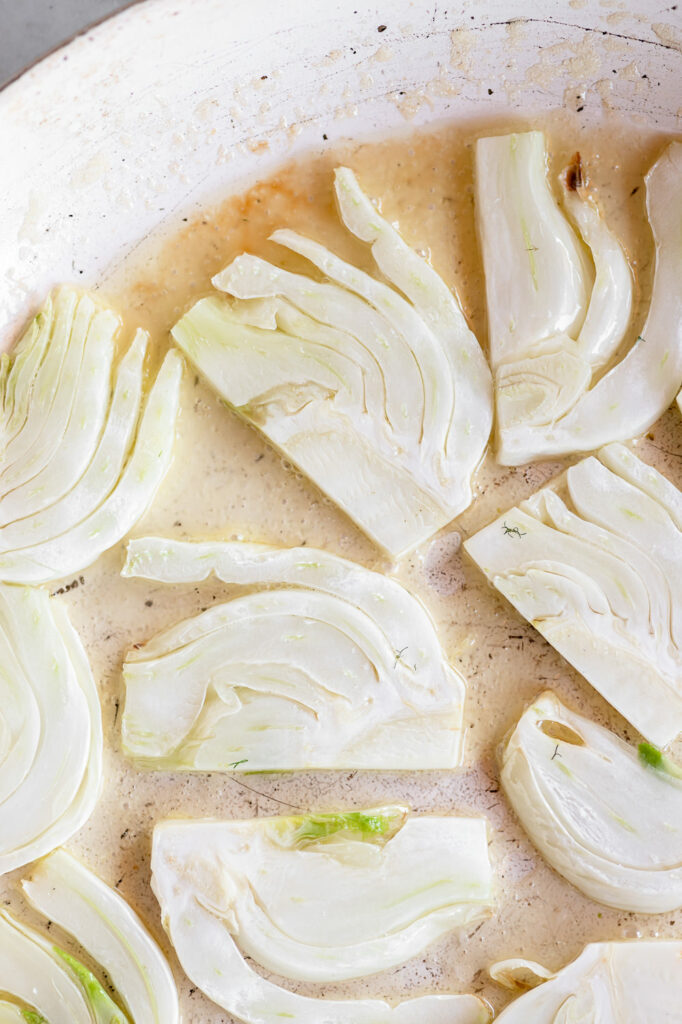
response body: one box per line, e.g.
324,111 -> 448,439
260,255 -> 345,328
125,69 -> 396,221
3,112 -> 680,1020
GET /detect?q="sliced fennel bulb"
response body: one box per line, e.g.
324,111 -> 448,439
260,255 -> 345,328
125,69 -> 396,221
152,809 -> 492,1023
0,908 -> 130,1024
171,166 -> 492,557
492,942 -> 682,1022
0,584 -> 102,874
22,849 -> 180,1024
501,691 -> 682,913
464,443 -> 682,746
476,132 -> 682,464
121,539 -> 466,769
0,287 -> 182,584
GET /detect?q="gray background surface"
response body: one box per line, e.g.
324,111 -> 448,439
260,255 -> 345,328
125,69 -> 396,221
0,0 -> 134,86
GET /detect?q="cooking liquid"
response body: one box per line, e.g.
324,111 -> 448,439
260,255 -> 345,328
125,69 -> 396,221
3,113 -> 680,1020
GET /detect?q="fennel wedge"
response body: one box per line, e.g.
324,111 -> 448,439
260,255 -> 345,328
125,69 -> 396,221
492,941 -> 682,1022
475,132 -> 682,464
501,692 -> 682,913
0,849 -> 179,1024
151,809 -> 492,1023
121,539 -> 467,769
0,908 -> 130,1024
0,584 -> 102,874
22,849 -> 180,1024
171,167 -> 492,557
0,288 -> 182,584
464,443 -> 682,746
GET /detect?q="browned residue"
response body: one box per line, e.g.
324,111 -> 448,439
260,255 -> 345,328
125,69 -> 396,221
565,150 -> 584,191
247,138 -> 271,154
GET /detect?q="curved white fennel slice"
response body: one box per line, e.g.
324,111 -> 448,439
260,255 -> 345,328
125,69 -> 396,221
493,941 -> 682,1022
153,809 -> 493,983
0,584 -> 102,874
476,133 -> 682,464
464,443 -> 682,745
171,167 -> 492,557
501,691 -> 682,913
0,286 -> 183,584
0,907 -> 131,1024
475,131 -> 593,369
152,811 -> 491,1024
121,539 -> 466,769
21,849 -> 180,1024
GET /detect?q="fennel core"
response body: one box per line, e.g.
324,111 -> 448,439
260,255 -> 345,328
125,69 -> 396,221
289,809 -> 406,848
638,742 -> 682,779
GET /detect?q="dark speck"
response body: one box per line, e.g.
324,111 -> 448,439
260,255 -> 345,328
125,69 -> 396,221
630,186 -> 639,196
565,152 -> 583,192
145,599 -> 153,607
576,105 -> 584,112
377,24 -> 387,32
323,133 -> 328,140
261,74 -> 268,80
487,88 -> 493,95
